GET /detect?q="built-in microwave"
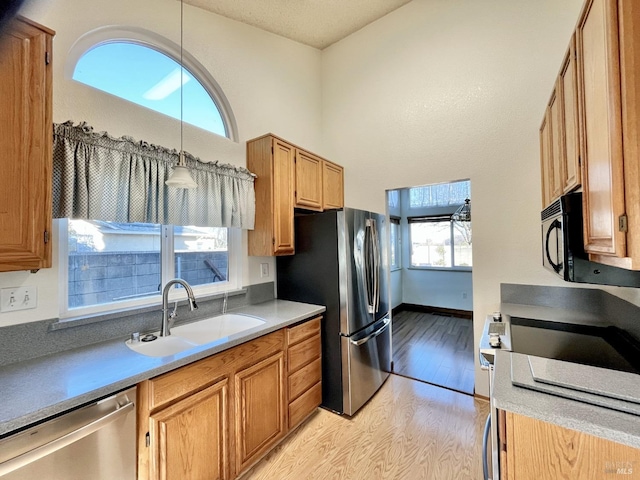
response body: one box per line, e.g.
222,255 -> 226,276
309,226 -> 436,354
541,192 -> 640,287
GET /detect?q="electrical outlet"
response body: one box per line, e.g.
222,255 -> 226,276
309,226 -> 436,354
1,286 -> 37,312
260,263 -> 269,278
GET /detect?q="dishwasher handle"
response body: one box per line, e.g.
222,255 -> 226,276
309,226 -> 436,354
0,399 -> 134,477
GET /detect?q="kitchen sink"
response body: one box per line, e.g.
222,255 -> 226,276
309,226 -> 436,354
125,335 -> 198,357
172,313 -> 266,345
125,313 -> 266,357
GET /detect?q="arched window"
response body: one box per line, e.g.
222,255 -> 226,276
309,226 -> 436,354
67,27 -> 238,141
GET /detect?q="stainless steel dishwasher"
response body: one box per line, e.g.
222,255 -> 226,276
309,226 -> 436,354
0,387 -> 136,480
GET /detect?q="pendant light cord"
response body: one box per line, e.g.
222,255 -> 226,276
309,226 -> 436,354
180,0 -> 184,163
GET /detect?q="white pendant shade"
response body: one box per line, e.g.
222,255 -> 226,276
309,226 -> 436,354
166,165 -> 197,189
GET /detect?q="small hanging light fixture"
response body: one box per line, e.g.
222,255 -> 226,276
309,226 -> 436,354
452,198 -> 471,223
166,0 -> 197,189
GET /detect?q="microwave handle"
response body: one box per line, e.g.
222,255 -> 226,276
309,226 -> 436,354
545,219 -> 563,273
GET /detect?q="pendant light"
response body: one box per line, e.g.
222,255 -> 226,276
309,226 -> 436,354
452,198 -> 471,224
166,0 -> 197,189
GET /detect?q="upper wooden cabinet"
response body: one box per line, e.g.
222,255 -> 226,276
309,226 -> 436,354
247,134 -> 344,256
322,160 -> 344,210
539,38 -> 582,209
539,0 -> 640,270
0,17 -> 54,272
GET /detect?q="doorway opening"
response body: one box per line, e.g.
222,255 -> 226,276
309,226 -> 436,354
387,179 -> 474,395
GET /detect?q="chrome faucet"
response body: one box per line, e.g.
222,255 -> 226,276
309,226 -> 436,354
160,279 -> 198,337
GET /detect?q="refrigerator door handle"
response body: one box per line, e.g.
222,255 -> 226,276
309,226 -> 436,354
371,219 -> 381,313
350,317 -> 391,346
364,219 -> 375,314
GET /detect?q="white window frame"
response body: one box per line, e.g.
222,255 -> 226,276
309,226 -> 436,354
390,217 -> 401,271
408,216 -> 472,271
57,219 -> 242,319
64,26 -> 239,142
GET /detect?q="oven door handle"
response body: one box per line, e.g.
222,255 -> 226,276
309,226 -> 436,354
482,412 -> 491,480
545,219 -> 562,273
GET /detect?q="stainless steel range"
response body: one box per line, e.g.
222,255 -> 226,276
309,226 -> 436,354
479,311 -> 640,480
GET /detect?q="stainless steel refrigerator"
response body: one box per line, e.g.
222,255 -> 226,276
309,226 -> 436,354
277,208 -> 391,415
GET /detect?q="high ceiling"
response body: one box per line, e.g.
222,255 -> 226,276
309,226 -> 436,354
184,0 -> 412,50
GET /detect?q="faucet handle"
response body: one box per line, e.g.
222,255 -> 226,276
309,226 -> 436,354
169,300 -> 179,319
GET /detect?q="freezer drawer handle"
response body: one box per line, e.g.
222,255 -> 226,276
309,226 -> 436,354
0,399 -> 134,477
350,317 -> 390,346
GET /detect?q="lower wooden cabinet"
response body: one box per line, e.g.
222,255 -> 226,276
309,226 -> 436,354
502,410 -> 640,480
286,316 -> 322,430
137,316 -> 322,480
150,379 -> 229,480
235,352 -> 285,473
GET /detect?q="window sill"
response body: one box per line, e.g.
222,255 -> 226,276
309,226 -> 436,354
407,266 -> 472,273
50,287 -> 248,331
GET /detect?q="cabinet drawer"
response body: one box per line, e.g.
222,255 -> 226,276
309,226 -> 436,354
289,381 -> 321,429
287,316 -> 321,346
288,334 -> 321,373
288,357 -> 321,401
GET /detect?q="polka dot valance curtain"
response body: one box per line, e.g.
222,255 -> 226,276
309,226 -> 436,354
52,121 -> 255,229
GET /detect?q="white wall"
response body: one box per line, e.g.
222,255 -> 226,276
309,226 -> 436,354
0,0 -> 322,326
321,0 -> 586,396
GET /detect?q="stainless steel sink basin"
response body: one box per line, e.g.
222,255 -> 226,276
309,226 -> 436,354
172,314 -> 266,345
125,313 -> 266,357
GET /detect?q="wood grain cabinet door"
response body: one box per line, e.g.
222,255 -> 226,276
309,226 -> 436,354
235,351 -> 286,474
0,18 -> 53,272
295,149 -> 323,211
549,88 -> 565,202
577,0 -> 626,258
322,160 -> 344,210
272,139 -> 295,255
560,36 -> 581,194
149,379 -> 229,480
539,110 -> 553,208
505,411 -> 640,480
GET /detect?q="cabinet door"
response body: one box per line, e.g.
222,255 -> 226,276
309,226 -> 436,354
505,411 -> 640,480
560,37 -> 581,193
235,351 -> 285,474
295,149 -> 323,211
150,379 -> 229,480
539,110 -> 553,208
0,18 -> 53,272
273,139 -> 295,255
577,0 -> 626,257
549,89 -> 564,201
322,160 -> 344,210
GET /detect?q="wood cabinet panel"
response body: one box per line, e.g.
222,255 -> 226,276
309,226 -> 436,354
549,89 -> 564,201
147,331 -> 284,410
235,352 -> 286,473
288,357 -> 321,401
288,334 -> 321,373
540,110 -> 552,208
286,316 -> 321,346
560,36 -> 581,193
0,17 -> 53,272
295,149 -> 323,211
247,136 -> 295,256
504,411 -> 640,480
150,379 -> 228,480
577,0 -> 626,257
322,160 -> 344,210
288,382 -> 322,429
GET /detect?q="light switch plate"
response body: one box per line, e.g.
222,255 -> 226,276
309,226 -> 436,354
260,263 -> 269,278
1,286 -> 37,312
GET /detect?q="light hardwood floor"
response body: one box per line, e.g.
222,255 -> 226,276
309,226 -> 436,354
242,374 -> 489,480
392,311 -> 475,394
